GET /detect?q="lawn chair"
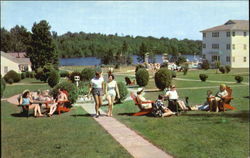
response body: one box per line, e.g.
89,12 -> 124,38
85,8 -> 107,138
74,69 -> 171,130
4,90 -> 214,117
125,77 -> 136,86
219,86 -> 235,111
130,92 -> 154,116
17,95 -> 31,118
56,90 -> 70,115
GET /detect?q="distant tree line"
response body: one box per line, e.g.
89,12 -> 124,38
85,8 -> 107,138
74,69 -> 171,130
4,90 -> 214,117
1,20 -> 202,65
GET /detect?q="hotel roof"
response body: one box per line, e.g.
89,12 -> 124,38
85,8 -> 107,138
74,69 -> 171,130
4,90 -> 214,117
200,20 -> 249,32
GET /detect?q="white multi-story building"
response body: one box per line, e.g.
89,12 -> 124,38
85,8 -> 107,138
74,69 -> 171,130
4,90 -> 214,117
201,20 -> 249,68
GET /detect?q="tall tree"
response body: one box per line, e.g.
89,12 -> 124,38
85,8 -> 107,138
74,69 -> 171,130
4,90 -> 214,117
27,20 -> 58,70
10,25 -> 31,52
137,42 -> 148,62
0,27 -> 12,52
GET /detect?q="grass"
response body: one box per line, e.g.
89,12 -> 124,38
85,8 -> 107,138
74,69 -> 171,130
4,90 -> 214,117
107,84 -> 249,158
1,101 -> 131,158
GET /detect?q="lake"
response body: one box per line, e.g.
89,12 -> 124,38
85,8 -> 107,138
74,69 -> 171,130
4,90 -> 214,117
60,55 -> 201,66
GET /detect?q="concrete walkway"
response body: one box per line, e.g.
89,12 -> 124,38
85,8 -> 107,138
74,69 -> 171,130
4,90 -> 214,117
75,102 -> 173,158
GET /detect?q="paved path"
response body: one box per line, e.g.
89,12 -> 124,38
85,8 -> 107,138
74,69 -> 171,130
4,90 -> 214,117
75,102 -> 173,158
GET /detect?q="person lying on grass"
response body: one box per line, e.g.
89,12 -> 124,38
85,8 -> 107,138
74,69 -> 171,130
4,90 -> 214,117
164,85 -> 189,111
19,90 -> 44,117
190,90 -> 214,111
136,88 -> 154,109
152,95 -> 176,117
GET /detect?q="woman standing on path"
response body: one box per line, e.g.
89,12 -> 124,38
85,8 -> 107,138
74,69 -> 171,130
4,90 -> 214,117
105,74 -> 120,117
88,71 -> 105,118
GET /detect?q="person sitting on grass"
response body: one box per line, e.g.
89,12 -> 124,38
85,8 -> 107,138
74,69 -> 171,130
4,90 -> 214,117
190,90 -> 214,111
152,95 -> 176,117
165,85 -> 189,111
136,88 -> 153,110
20,90 -> 44,117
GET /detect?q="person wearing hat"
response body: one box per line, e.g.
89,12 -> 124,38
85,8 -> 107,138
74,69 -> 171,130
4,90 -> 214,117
19,90 -> 44,117
88,70 -> 105,118
136,88 -> 153,109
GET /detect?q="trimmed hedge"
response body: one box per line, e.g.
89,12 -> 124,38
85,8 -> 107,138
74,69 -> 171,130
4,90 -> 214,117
199,74 -> 208,82
135,64 -> 146,73
201,60 -> 210,70
235,76 -> 243,83
4,70 -> 21,83
117,81 -> 128,102
21,72 -> 26,79
1,77 -> 6,98
160,62 -> 168,68
154,68 -> 172,90
81,68 -> 95,81
51,81 -> 78,104
219,66 -> 226,74
135,68 -> 149,87
48,70 -> 60,88
225,65 -> 231,73
59,70 -> 70,77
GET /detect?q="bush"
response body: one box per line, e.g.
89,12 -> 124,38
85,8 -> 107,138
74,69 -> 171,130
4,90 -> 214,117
4,70 -> 21,83
7,78 -> 14,84
225,65 -> 231,73
176,56 -> 187,66
51,81 -> 78,104
160,62 -> 168,68
78,81 -> 89,95
219,66 -> 226,74
135,68 -> 149,87
154,68 -> 172,90
81,68 -> 95,81
35,64 -> 55,82
59,70 -> 70,77
1,77 -> 6,98
183,64 -> 189,75
117,81 -> 128,102
21,72 -> 26,79
171,71 -> 176,78
69,71 -> 82,82
199,74 -> 208,82
48,70 -> 60,88
235,75 -> 243,83
135,64 -> 145,73
115,64 -> 120,69
201,60 -> 210,70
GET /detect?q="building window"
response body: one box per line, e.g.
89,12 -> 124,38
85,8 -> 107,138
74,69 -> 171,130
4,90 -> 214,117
212,44 -> 219,49
4,66 -> 8,74
232,32 -> 235,36
226,56 -> 231,62
203,33 -> 206,38
226,32 -> 231,37
243,57 -> 247,62
226,44 -> 231,50
212,32 -> 219,37
212,56 -> 220,62
244,32 -> 247,36
232,44 -> 235,50
203,43 -> 206,48
232,57 -> 235,62
244,44 -> 247,50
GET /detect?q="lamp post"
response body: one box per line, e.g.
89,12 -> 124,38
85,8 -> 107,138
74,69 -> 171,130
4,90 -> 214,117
74,76 -> 80,87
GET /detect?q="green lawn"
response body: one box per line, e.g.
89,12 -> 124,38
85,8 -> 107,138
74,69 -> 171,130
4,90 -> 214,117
1,101 -> 131,158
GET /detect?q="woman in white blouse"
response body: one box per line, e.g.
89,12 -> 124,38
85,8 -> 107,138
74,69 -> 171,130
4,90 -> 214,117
105,74 -> 120,117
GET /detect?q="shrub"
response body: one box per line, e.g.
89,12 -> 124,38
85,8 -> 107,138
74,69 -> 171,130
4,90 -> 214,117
4,70 -> 21,83
25,71 -> 30,78
235,75 -> 243,83
201,60 -> 210,70
48,70 -> 60,88
78,81 -> 89,95
176,56 -> 187,66
135,64 -> 145,73
171,71 -> 176,78
51,81 -> 78,104
219,66 -> 226,74
1,77 -> 6,98
199,74 -> 208,82
183,64 -> 189,75
117,81 -> 128,102
160,62 -> 168,68
21,72 -> 26,79
35,64 -> 55,82
135,68 -> 149,87
59,70 -> 69,77
69,71 -> 82,82
7,78 -> 14,84
225,65 -> 231,73
154,68 -> 172,90
81,68 -> 95,81
115,64 -> 120,69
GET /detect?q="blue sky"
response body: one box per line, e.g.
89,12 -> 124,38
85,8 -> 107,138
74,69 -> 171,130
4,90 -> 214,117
1,1 -> 249,40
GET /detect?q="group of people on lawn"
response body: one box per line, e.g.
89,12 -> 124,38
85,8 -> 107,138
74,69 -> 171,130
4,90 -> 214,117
19,88 -> 68,117
136,84 -> 229,117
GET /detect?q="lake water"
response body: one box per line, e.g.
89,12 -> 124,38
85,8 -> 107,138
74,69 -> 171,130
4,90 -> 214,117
60,55 -> 201,66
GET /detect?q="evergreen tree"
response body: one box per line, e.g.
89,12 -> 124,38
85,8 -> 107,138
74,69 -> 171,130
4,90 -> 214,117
137,42 -> 148,62
27,20 -> 58,70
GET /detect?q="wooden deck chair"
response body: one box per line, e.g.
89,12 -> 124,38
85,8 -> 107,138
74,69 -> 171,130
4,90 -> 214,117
17,95 -> 31,118
130,92 -> 154,116
56,90 -> 70,115
220,86 -> 236,111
